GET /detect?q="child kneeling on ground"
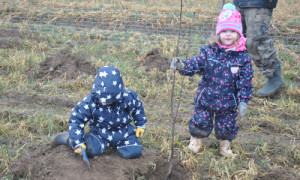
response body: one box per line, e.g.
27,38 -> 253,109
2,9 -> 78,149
51,66 -> 147,159
170,3 -> 253,156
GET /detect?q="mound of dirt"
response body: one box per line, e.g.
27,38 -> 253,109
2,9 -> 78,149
138,48 -> 171,72
38,48 -> 96,81
10,144 -> 190,180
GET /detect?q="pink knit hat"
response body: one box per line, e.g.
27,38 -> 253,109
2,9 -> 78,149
216,3 -> 243,36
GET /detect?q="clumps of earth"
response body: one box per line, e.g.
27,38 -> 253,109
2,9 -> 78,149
38,48 -> 96,81
10,144 -> 190,180
138,48 -> 171,73
37,47 -> 171,82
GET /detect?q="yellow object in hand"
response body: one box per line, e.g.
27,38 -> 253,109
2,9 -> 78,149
74,144 -> 86,154
136,128 -> 145,137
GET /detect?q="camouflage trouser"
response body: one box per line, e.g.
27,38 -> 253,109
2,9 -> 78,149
237,7 -> 280,78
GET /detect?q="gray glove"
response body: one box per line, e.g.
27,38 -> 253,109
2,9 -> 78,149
239,102 -> 247,119
170,57 -> 184,71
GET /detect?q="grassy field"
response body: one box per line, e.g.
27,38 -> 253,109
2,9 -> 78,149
0,0 -> 299,179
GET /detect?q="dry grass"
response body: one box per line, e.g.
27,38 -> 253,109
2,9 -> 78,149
2,0 -> 300,31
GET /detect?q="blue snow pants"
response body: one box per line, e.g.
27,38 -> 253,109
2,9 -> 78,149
189,104 -> 239,141
84,124 -> 142,159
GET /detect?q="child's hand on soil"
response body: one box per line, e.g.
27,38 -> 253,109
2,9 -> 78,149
74,144 -> 86,155
136,128 -> 145,137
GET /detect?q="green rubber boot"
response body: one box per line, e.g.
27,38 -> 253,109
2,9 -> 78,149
255,62 -> 285,97
50,131 -> 70,147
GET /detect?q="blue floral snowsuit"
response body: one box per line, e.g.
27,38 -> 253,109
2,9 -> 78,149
68,66 -> 147,158
180,44 -> 253,141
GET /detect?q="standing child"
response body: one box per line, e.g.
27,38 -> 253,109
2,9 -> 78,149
51,66 -> 147,159
170,3 -> 253,156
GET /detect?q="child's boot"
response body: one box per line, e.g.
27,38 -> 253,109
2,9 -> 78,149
188,136 -> 202,153
51,131 -> 69,147
219,140 -> 233,156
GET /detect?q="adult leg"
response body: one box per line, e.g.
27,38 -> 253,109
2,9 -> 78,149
236,7 -> 247,38
244,8 -> 284,97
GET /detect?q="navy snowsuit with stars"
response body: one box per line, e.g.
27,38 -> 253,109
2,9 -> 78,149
68,66 -> 147,159
180,44 -> 253,141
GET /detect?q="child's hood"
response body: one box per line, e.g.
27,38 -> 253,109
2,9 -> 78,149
91,66 -> 124,103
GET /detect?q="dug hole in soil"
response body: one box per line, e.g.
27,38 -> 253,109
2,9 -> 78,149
6,44 -> 188,179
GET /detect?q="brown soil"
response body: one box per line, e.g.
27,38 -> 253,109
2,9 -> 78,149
253,168 -> 298,180
38,48 -> 96,81
138,48 -> 171,72
0,29 -> 45,49
10,144 -> 190,180
2,92 -> 77,109
0,29 -> 22,49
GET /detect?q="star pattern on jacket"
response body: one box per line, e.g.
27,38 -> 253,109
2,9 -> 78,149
98,116 -> 104,122
99,71 -> 108,78
68,66 -> 147,148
